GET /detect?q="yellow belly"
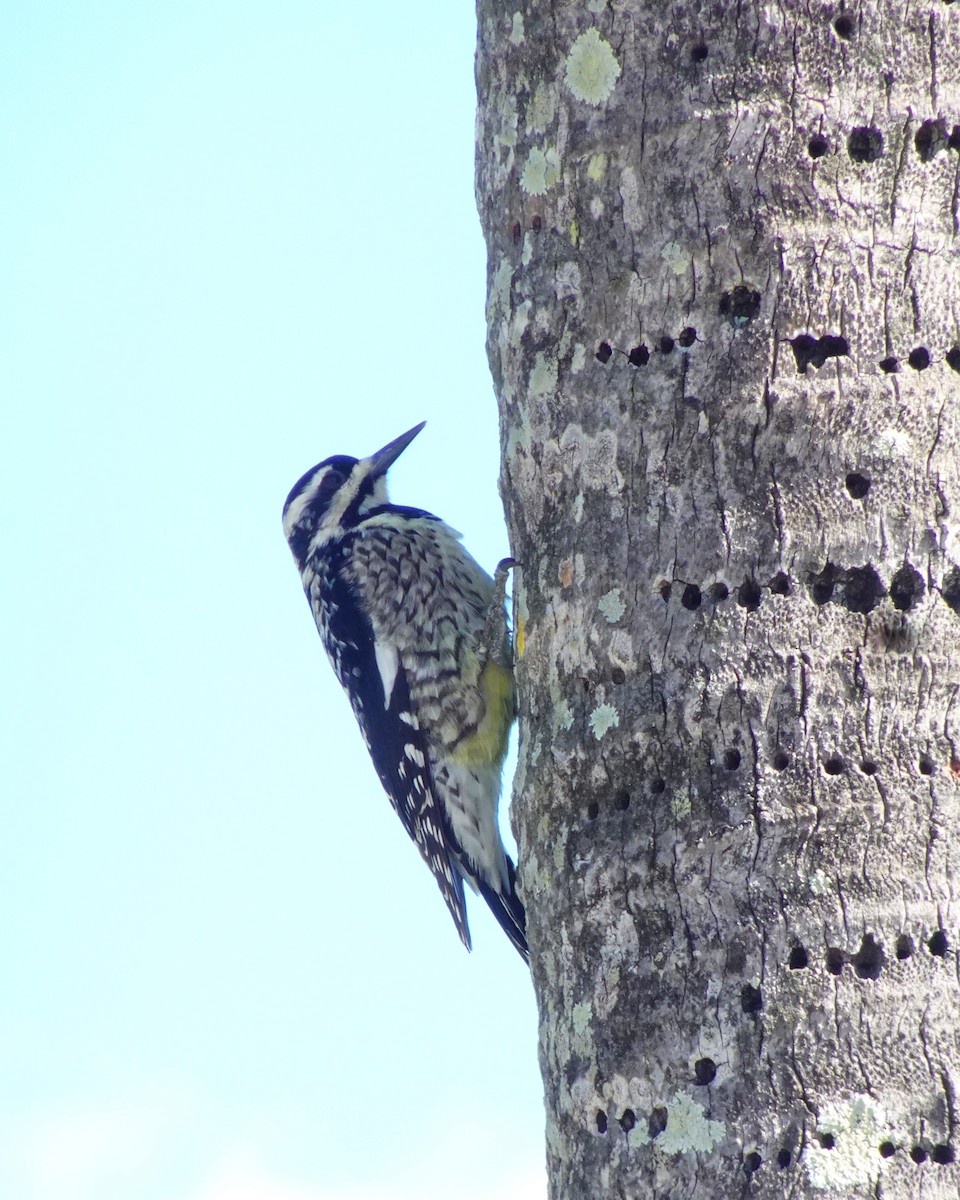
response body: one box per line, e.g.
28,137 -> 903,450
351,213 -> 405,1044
447,658 -> 514,768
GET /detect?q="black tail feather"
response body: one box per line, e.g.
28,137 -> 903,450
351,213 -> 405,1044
477,856 -> 528,962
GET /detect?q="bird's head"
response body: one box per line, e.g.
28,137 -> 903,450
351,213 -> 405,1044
282,421 -> 425,565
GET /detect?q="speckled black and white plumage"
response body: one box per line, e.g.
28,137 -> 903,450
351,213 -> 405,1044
282,423 -> 527,960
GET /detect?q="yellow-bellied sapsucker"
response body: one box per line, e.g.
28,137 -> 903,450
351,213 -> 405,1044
282,422 -> 527,960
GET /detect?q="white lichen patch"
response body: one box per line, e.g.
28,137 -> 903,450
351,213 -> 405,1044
658,1091 -> 725,1155
599,588 -> 626,623
873,428 -> 911,460
572,1002 -> 592,1035
808,868 -> 831,896
520,145 -> 561,195
529,351 -> 559,396
564,28 -> 621,107
527,83 -> 556,132
496,91 -> 519,149
805,1096 -> 891,1190
619,165 -> 641,230
589,703 -> 620,739
571,343 -> 586,373
487,257 -> 514,323
557,424 -> 623,496
572,492 -> 584,522
509,10 -> 524,44
553,698 -> 574,731
661,241 -> 692,274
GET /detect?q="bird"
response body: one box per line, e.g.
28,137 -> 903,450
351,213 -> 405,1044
282,421 -> 528,960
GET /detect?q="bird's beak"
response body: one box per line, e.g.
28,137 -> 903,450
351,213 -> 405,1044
367,422 -> 426,479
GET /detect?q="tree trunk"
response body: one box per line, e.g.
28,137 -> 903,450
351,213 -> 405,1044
475,2 -> 960,1196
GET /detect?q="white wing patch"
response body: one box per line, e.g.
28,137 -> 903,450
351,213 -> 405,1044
374,639 -> 400,708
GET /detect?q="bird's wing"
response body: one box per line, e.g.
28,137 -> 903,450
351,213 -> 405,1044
308,555 -> 472,950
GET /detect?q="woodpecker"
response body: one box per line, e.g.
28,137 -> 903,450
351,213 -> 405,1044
282,422 -> 527,960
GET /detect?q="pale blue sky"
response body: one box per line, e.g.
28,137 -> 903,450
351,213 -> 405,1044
1,5 -> 544,1198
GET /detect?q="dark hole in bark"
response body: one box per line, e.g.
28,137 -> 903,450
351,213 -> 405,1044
659,581 -> 672,602
628,343 -> 650,366
848,125 -> 884,162
772,750 -> 791,771
614,791 -> 630,811
710,581 -> 729,601
789,945 -> 809,969
723,748 -> 742,771
837,565 -> 884,614
808,135 -> 829,158
951,123 -> 960,146
890,564 -> 924,611
918,754 -> 935,776
820,1133 -> 836,1149
659,335 -> 675,354
741,983 -> 763,1013
928,930 -> 948,957
777,1149 -> 792,1168
852,933 -> 884,979
511,221 -> 522,243
595,1110 -> 608,1134
908,346 -> 931,370
915,119 -> 947,162
719,285 -> 761,323
932,1144 -> 956,1164
823,755 -> 845,775
530,215 -> 542,233
895,934 -> 914,960
947,346 -> 960,373
744,1152 -> 762,1174
790,333 -> 816,371
826,947 -> 845,975
681,584 -> 702,610
770,571 -> 791,595
611,666 -> 626,684
879,355 -> 899,373
792,334 -> 849,372
879,1141 -> 897,1158
810,563 -> 837,605
596,341 -> 613,363
737,578 -> 762,611
694,1057 -> 717,1085
910,1145 -> 928,1164
833,14 -> 854,37
619,1109 -> 636,1132
690,41 -> 709,62
586,802 -> 599,821
941,567 -> 960,614
678,326 -> 697,346
648,1107 -> 668,1138
650,778 -> 666,795
860,759 -> 878,775
845,472 -> 871,499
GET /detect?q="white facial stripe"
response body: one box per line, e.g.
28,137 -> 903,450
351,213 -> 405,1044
282,475 -> 320,540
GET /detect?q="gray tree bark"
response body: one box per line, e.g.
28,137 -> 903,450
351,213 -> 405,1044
475,2 -> 960,1197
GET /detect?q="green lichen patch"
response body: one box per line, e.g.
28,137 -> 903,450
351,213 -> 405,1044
657,1092 -> 725,1154
805,1095 -> 892,1191
564,29 -> 621,107
589,703 -> 620,739
520,145 -> 560,196
599,588 -> 626,622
